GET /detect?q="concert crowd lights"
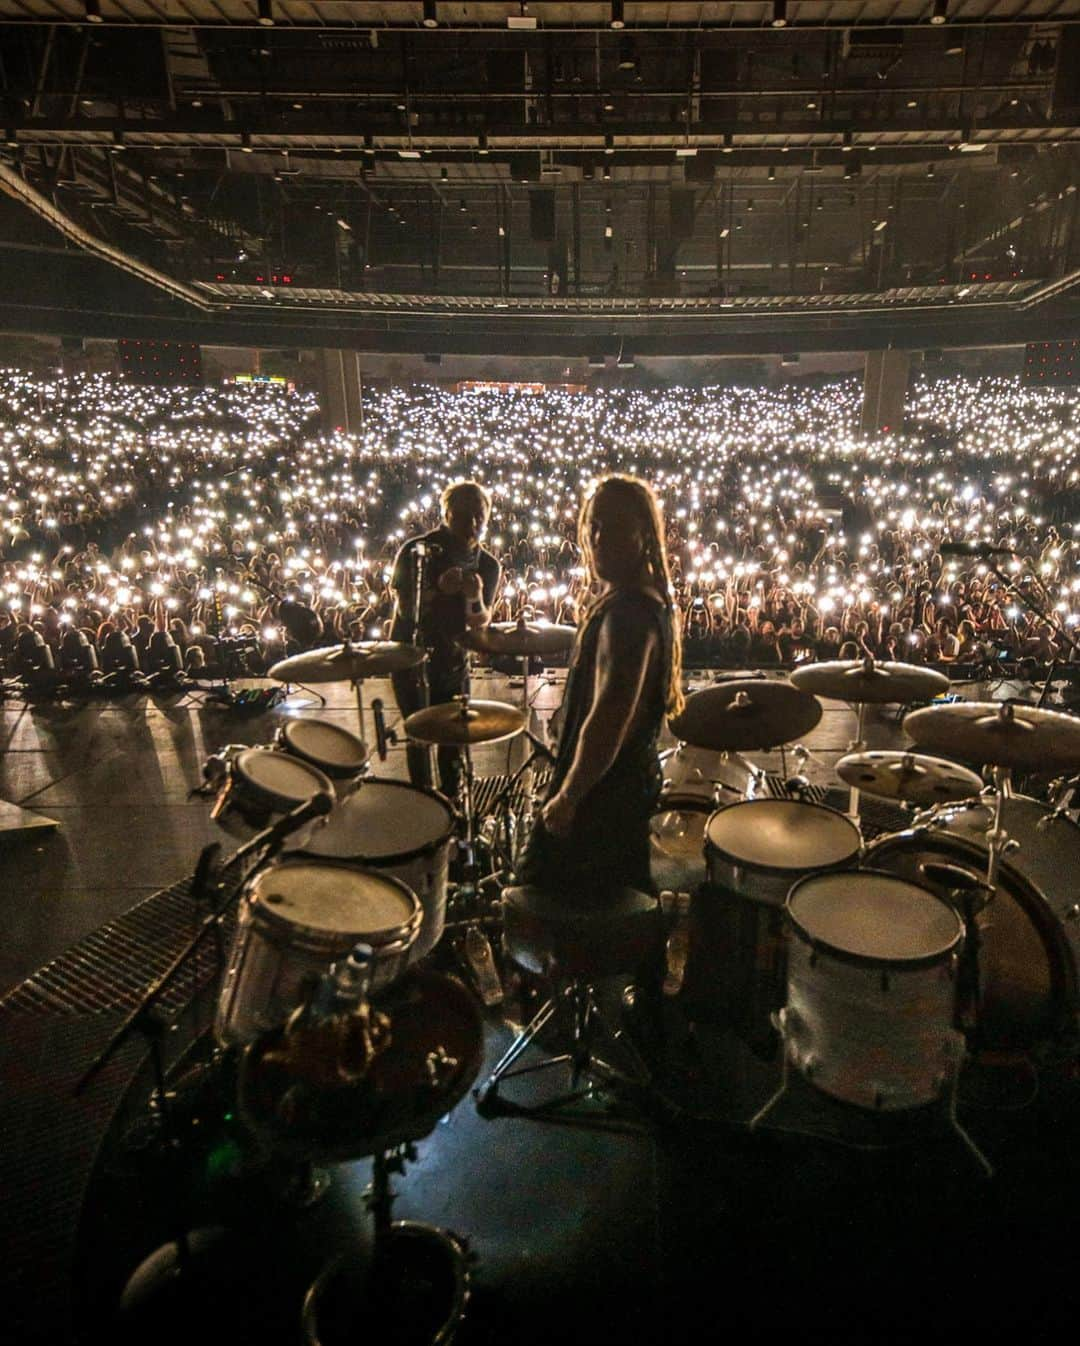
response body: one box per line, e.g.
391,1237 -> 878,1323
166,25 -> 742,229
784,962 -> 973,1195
0,370 -> 1077,665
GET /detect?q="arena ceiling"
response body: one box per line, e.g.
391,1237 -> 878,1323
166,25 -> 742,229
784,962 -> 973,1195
0,2 -> 1078,353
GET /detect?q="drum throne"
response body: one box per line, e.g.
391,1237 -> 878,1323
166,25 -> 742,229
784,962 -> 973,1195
475,884 -> 661,1120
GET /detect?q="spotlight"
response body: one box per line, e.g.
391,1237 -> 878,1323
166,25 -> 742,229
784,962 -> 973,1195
926,163 -> 935,179
4,129 -> 17,148
478,130 -> 489,155
459,198 -> 467,212
842,129 -> 853,152
768,165 -> 775,181
610,0 -> 624,28
602,163 -> 612,180
722,133 -> 733,154
617,36 -> 637,71
771,0 -> 787,28
422,0 -> 438,27
930,0 -> 948,23
84,0 -> 104,22
111,128 -> 125,152
257,0 -> 274,26
240,131 -> 253,153
604,133 -> 615,155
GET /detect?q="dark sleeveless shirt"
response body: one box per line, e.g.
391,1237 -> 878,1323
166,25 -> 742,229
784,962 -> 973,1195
521,586 -> 674,896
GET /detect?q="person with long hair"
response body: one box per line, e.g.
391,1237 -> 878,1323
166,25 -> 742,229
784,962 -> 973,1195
519,474 -> 683,898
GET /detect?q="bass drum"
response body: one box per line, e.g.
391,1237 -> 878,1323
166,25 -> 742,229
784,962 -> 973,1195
659,744 -> 746,805
864,794 -> 1080,1050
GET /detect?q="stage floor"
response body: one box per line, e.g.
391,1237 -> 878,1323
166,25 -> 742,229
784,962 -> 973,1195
1,669 -> 1078,1346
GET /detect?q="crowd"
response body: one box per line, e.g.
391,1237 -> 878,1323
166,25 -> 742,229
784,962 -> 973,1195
0,368 -> 1078,692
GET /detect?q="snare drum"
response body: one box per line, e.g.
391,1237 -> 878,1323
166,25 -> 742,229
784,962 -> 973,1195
705,798 -> 862,904
783,871 -> 964,1111
865,794 -> 1080,1049
216,857 -> 422,1046
298,778 -> 456,962
276,717 -> 369,790
211,748 -> 334,842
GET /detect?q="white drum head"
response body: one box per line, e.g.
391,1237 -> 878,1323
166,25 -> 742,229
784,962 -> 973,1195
236,748 -> 332,807
282,718 -> 367,772
706,799 -> 859,872
249,859 -> 416,937
307,780 -> 454,861
788,871 -> 962,963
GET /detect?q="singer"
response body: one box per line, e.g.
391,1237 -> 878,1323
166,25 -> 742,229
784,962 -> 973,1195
389,480 -> 500,795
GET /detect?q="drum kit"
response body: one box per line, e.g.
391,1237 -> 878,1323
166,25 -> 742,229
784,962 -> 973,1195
654,658 -> 1080,1168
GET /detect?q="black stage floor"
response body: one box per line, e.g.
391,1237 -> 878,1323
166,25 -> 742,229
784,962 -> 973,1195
1,669 -> 1078,1346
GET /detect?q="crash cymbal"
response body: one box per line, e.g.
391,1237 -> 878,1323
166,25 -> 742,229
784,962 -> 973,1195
269,641 -> 425,684
904,700 -> 1080,772
668,678 -> 822,752
790,658 -> 950,705
836,751 -> 983,808
462,621 -> 577,658
404,697 -> 526,746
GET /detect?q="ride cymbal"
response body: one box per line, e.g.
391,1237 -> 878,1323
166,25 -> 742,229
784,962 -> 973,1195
669,678 -> 822,752
790,658 -> 949,705
404,697 -> 526,746
904,700 -> 1080,772
269,642 -> 425,684
836,751 -> 983,807
462,621 -> 577,658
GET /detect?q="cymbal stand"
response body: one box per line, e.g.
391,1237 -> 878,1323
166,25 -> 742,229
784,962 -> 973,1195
844,700 -> 868,826
983,765 -> 1013,891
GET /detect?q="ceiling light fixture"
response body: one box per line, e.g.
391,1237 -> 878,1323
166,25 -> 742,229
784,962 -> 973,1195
768,165 -> 775,180
422,0 -> 438,27
842,129 -> 854,152
257,0 -> 274,27
722,133 -> 733,153
240,131 -> 253,153
930,0 -> 948,24
84,0 -> 104,22
478,130 -> 489,155
610,0 -> 624,28
771,0 -> 787,28
604,133 -> 615,155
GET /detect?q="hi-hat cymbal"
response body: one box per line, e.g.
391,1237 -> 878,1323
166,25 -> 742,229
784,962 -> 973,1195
904,700 -> 1080,772
790,659 -> 949,705
269,641 -> 425,684
668,678 -> 822,752
404,697 -> 526,746
836,751 -> 983,807
462,621 -> 577,658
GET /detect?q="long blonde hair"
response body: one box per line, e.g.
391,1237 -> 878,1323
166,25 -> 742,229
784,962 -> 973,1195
578,474 -> 684,717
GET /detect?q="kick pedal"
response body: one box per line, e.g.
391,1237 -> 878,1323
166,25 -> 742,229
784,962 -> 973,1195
462,926 -> 503,1007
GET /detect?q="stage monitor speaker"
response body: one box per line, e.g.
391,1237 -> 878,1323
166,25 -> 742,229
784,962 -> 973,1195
670,188 -> 696,242
530,189 -> 557,241
1052,29 -> 1080,119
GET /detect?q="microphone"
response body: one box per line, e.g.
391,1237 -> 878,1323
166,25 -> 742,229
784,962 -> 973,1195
372,696 -> 389,761
264,791 -> 334,848
939,541 -> 1014,558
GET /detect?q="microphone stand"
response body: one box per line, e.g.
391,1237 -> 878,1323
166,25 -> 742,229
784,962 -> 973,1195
75,804 -> 323,1097
411,542 -> 436,789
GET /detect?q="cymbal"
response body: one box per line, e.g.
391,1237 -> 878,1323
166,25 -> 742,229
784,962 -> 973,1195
836,751 -> 983,807
790,658 -> 950,705
462,621 -> 577,658
669,678 -> 822,752
904,700 -> 1080,772
269,641 -> 425,684
405,697 -> 526,746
